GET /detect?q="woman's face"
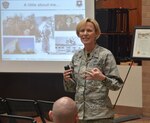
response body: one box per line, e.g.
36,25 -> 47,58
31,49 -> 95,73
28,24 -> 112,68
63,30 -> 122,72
78,22 -> 96,45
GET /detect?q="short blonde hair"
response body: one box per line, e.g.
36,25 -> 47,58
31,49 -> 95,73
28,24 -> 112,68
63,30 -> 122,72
76,18 -> 101,39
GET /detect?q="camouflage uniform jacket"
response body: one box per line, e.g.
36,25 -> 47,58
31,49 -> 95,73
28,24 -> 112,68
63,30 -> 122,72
64,44 -> 123,120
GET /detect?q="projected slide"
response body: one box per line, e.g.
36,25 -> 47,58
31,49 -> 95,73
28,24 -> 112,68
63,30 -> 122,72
0,0 -> 84,61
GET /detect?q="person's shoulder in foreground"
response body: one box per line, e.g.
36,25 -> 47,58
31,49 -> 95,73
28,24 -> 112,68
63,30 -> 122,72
49,96 -> 78,123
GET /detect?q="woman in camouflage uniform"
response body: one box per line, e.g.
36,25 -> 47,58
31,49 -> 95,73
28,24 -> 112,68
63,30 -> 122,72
63,18 -> 123,123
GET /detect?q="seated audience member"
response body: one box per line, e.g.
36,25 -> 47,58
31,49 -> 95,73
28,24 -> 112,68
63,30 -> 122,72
49,97 -> 78,123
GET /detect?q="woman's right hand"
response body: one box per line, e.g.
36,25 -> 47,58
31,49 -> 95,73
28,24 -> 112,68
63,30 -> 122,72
63,69 -> 73,82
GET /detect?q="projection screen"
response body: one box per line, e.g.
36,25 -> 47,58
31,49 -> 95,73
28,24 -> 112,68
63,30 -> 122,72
0,0 -> 95,73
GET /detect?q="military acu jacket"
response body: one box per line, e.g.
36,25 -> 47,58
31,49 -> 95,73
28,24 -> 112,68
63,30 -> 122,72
64,44 -> 123,120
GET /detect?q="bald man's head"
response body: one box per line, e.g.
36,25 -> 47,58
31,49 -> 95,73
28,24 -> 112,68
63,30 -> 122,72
49,97 -> 78,123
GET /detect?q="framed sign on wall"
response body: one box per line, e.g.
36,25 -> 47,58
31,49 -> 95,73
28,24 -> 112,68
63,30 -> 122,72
131,26 -> 150,60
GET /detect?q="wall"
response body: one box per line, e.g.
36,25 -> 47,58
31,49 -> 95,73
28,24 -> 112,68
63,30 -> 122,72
142,0 -> 150,117
142,61 -> 150,117
142,0 -> 150,25
110,66 -> 142,108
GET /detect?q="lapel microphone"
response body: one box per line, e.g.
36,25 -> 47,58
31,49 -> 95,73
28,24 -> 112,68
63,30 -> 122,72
87,53 -> 90,58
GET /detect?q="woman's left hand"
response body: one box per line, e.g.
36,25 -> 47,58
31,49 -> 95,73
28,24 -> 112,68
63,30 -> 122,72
84,68 -> 106,81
